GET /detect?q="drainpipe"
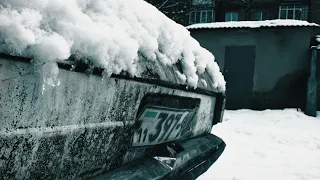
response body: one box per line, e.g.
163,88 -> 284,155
305,45 -> 318,117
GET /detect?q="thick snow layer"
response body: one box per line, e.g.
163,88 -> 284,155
0,0 -> 225,91
187,19 -> 319,30
198,109 -> 320,180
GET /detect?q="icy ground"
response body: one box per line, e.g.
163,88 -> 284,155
198,109 -> 320,180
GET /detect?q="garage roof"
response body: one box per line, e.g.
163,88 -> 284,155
186,20 -> 319,30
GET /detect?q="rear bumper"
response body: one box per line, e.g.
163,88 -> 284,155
91,134 -> 226,180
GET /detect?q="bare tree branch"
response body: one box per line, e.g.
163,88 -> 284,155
158,0 -> 170,9
239,0 -> 247,4
160,2 -> 180,9
146,0 -> 215,25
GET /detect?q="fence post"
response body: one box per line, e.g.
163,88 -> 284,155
305,46 -> 318,117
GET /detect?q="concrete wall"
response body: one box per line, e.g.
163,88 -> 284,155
190,27 -> 317,109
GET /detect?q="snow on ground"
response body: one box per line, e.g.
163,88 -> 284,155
199,109 -> 320,180
0,0 -> 225,91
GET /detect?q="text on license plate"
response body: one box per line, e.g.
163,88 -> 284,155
132,107 -> 194,147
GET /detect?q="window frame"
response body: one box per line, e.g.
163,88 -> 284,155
278,4 -> 309,21
225,12 -> 239,22
189,9 -> 215,24
252,11 -> 270,21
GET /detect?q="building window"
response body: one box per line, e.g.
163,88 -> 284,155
189,10 -> 215,24
252,11 -> 270,21
279,4 -> 308,20
225,12 -> 239,22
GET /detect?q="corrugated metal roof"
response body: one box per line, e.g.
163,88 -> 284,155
186,20 -> 320,30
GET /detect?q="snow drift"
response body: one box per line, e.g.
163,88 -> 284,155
0,0 -> 225,91
198,109 -> 320,180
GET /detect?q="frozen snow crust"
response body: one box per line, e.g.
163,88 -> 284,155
0,0 -> 225,92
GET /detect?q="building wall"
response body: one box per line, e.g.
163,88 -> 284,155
190,27 -> 317,109
216,0 -> 281,21
147,0 -> 317,25
215,0 -> 311,22
310,0 -> 320,25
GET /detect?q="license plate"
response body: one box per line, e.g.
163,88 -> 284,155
132,107 -> 196,147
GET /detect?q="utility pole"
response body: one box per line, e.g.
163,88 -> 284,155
305,44 -> 318,117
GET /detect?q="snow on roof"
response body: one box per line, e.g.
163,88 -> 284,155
0,0 -> 225,92
186,19 -> 320,30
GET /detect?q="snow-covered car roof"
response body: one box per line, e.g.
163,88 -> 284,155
0,0 -> 225,92
186,19 -> 319,30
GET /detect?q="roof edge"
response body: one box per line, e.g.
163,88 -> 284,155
186,20 -> 320,30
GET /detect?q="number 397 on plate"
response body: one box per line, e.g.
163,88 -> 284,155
132,107 -> 192,147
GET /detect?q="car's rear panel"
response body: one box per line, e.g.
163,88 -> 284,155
0,54 -> 225,180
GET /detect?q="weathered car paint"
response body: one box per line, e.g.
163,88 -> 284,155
0,55 -> 221,180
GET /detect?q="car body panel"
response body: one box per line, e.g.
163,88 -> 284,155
0,54 -> 224,180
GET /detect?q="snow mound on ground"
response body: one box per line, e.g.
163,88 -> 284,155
0,0 -> 225,91
198,109 -> 320,180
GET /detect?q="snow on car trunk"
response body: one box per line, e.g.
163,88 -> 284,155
0,0 -> 225,91
199,109 -> 320,180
